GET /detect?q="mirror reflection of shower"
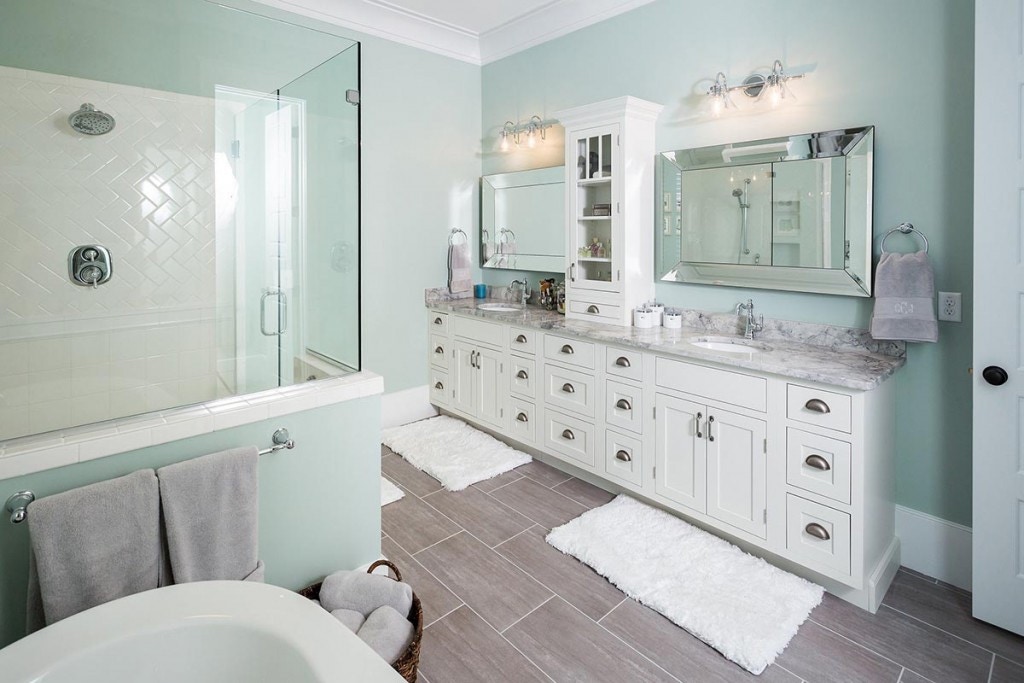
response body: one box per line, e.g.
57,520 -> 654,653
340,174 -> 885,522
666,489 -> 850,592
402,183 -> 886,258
732,178 -> 759,264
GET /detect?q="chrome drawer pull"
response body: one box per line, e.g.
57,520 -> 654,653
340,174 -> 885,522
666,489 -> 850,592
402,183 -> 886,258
615,356 -> 631,368
434,317 -> 443,325
615,449 -> 632,462
434,346 -> 444,354
707,415 -> 715,442
516,412 -> 529,423
515,334 -> 528,343
560,344 -> 575,355
516,370 -> 529,380
696,412 -> 703,439
805,522 -> 831,541
586,305 -> 600,314
562,383 -> 575,394
804,398 -> 831,414
434,381 -> 443,390
804,454 -> 831,471
561,429 -> 575,441
615,398 -> 632,411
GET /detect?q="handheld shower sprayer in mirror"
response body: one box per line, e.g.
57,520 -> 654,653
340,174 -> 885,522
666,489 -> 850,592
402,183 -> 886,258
68,103 -> 116,136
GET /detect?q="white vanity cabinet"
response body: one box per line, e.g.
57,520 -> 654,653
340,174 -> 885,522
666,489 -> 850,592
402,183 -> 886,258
430,311 -> 508,431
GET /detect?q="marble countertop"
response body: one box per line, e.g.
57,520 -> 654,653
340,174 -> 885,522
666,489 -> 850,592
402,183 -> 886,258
426,298 -> 905,391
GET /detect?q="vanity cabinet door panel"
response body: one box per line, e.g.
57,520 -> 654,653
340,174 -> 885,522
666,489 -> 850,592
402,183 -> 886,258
475,347 -> 506,430
706,408 -> 767,539
451,342 -> 476,416
654,393 -> 706,513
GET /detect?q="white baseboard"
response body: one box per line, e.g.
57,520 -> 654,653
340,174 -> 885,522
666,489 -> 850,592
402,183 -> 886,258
380,385 -> 437,429
896,505 -> 972,590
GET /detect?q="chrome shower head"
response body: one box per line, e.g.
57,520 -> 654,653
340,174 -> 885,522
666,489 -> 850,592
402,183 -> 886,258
731,188 -> 743,197
68,103 -> 115,136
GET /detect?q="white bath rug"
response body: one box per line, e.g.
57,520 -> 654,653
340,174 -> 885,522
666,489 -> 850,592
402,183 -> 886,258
546,495 -> 823,675
380,478 -> 404,506
381,415 -> 531,491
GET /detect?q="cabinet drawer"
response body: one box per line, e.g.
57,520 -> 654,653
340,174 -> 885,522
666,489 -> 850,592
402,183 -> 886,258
787,384 -> 852,434
544,365 -> 596,418
786,494 -> 852,575
606,347 -> 643,382
655,357 -> 767,412
429,369 -> 449,406
605,429 -> 642,487
786,428 -> 852,505
606,380 -> 643,434
543,335 -> 596,369
430,335 -> 449,369
428,311 -> 449,336
509,399 -> 536,445
568,299 -> 622,322
453,316 -> 503,348
510,327 -> 537,355
545,410 -> 596,467
510,357 -> 537,400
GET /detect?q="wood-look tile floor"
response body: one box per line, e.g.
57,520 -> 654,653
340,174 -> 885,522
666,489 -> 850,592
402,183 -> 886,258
380,446 -> 1024,683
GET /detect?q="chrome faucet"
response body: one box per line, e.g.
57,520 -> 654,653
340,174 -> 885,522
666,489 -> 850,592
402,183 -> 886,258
508,279 -> 530,305
735,299 -> 764,339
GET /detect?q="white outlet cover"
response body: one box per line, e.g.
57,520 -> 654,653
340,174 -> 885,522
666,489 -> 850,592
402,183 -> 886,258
938,291 -> 962,322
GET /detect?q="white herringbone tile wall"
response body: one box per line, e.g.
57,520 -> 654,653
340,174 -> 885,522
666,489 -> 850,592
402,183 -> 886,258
0,66 -> 220,440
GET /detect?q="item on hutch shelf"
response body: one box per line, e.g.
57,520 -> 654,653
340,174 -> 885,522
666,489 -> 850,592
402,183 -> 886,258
474,284 -> 487,299
592,203 -> 611,217
663,309 -> 683,329
633,306 -> 655,328
556,281 -> 566,314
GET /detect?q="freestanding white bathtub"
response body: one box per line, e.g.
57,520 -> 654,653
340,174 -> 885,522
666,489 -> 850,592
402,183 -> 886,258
0,581 -> 406,682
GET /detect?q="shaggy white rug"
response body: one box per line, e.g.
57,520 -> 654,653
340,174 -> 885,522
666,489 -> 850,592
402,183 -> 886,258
381,415 -> 531,491
546,495 -> 823,675
380,478 -> 404,506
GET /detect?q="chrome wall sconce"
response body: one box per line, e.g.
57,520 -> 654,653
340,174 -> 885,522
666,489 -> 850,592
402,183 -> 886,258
706,60 -> 804,116
499,115 -> 553,152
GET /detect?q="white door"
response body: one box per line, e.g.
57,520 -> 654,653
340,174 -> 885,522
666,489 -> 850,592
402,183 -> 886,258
654,393 -> 707,513
706,408 -> 767,539
973,0 -> 1024,635
475,347 -> 505,430
451,342 -> 476,417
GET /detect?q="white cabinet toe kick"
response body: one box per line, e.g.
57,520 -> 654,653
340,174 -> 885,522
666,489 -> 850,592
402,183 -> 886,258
426,308 -> 899,612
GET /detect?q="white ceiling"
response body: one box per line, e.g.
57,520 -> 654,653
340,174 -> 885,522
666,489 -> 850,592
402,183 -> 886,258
252,0 -> 657,64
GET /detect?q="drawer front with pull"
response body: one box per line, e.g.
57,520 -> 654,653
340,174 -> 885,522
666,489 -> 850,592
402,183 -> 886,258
545,410 -> 596,467
605,429 -> 642,487
656,357 -> 767,412
606,347 -> 643,382
568,299 -> 622,322
606,379 -> 642,434
509,399 -> 536,445
429,369 -> 449,406
430,334 -> 449,370
785,494 -> 852,575
543,335 -> 596,370
787,384 -> 852,433
510,327 -> 537,355
510,357 -> 537,400
786,428 -> 852,505
453,316 -> 504,348
544,365 -> 596,418
428,311 -> 449,336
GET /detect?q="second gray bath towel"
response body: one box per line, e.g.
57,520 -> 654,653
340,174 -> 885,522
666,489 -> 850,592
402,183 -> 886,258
157,446 -> 260,583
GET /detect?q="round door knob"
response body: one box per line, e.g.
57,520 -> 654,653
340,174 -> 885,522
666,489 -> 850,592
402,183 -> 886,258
983,366 -> 1008,386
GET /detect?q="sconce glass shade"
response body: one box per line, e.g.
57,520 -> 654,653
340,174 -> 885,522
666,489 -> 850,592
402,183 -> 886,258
707,72 -> 735,117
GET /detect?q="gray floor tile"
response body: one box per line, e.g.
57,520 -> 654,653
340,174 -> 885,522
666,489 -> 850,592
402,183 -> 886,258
776,620 -> 902,683
381,536 -> 462,626
811,594 -> 992,682
381,492 -> 460,554
516,459 -> 574,488
898,670 -> 934,683
419,606 -> 549,683
552,476 -> 616,509
883,571 -> 1024,666
992,656 -> 1024,683
489,476 -> 588,529
600,598 -> 801,682
495,525 -> 624,621
422,485 -> 533,547
504,597 -> 678,683
415,532 -> 553,632
472,469 -> 524,493
381,451 -> 442,498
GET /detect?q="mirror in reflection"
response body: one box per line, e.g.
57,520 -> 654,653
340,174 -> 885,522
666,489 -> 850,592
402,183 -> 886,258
481,166 -> 564,272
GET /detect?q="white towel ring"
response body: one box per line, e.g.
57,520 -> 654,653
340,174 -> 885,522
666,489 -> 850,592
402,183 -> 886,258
880,222 -> 929,254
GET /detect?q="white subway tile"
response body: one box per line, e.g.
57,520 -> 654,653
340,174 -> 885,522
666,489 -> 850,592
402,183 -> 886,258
0,445 -> 79,480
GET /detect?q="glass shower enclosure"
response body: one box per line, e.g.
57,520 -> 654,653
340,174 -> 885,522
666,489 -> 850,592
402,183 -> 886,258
0,0 -> 360,441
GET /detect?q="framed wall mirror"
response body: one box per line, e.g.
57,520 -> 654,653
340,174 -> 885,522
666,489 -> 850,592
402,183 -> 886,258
481,166 -> 564,272
656,126 -> 874,296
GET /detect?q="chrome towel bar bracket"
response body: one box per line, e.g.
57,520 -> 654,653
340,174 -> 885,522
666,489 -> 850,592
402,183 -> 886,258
258,428 -> 295,456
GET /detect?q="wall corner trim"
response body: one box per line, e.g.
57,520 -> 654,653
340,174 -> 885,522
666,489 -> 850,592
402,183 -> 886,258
895,504 -> 972,590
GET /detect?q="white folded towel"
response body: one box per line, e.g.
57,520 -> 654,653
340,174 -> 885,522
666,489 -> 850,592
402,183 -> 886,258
357,605 -> 415,665
319,569 -> 413,618
870,250 -> 938,343
331,608 -> 366,633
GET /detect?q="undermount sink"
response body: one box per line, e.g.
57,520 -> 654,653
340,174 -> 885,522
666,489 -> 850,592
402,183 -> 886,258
687,336 -> 770,356
476,302 -> 524,312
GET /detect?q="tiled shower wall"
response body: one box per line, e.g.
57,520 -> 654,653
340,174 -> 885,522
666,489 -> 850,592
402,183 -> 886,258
0,66 -> 221,440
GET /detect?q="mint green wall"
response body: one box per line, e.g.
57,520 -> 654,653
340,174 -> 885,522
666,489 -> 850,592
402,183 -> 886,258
481,0 -> 975,526
0,397 -> 381,648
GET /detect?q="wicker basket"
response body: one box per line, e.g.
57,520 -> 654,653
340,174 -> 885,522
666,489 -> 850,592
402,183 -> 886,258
299,559 -> 423,683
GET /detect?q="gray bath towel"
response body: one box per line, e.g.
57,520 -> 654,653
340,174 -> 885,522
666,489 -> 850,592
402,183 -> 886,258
319,569 -> 413,617
331,608 -> 366,633
357,605 -> 415,665
870,251 -> 938,343
157,446 -> 261,583
448,239 -> 472,294
25,469 -> 161,631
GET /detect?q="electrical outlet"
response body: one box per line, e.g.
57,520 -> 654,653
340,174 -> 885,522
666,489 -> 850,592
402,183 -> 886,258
938,291 -> 962,322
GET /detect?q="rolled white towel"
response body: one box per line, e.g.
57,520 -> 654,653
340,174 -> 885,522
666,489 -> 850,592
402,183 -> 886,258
357,605 -> 414,665
331,608 -> 366,633
320,570 -> 412,618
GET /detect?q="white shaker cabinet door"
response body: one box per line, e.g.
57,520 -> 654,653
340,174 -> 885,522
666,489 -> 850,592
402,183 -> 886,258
705,408 -> 767,539
654,393 -> 707,514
